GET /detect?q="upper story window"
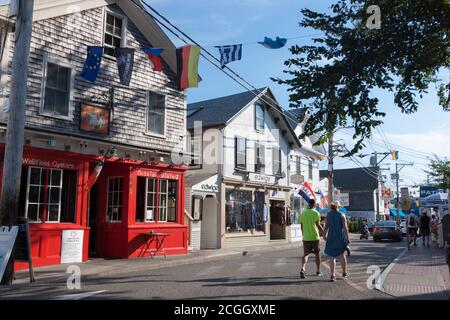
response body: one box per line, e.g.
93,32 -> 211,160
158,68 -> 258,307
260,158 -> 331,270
255,103 -> 265,132
147,92 -> 166,136
255,142 -> 265,173
295,155 -> 301,175
235,136 -> 247,170
308,160 -> 313,180
273,146 -> 282,176
41,61 -> 73,118
104,12 -> 126,58
189,134 -> 202,169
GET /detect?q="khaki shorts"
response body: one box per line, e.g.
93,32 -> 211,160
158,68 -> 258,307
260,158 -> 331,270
303,240 -> 320,256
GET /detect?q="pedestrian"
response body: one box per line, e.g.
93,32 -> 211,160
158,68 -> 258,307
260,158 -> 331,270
406,210 -> 418,247
299,198 -> 324,279
323,201 -> 350,282
418,211 -> 431,247
430,214 -> 439,243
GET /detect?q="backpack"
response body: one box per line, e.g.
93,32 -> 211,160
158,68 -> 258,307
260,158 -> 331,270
408,215 -> 416,227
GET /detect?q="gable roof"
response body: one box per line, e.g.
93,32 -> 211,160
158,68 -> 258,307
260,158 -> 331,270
284,108 -> 307,131
319,167 -> 379,191
187,87 -> 302,149
0,0 -> 177,73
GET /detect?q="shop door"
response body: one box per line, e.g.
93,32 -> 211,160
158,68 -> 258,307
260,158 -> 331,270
270,200 -> 286,240
88,183 -> 99,257
201,196 -> 218,249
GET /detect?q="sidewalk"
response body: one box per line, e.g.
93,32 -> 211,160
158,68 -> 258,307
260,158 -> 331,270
382,242 -> 450,300
13,240 -> 300,284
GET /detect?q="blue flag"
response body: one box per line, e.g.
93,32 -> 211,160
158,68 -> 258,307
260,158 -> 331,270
258,37 -> 287,49
216,44 -> 242,68
115,48 -> 135,86
81,46 -> 103,82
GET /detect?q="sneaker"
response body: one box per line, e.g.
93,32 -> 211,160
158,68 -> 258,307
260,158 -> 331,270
343,272 -> 350,278
300,269 -> 306,279
316,271 -> 323,277
330,276 -> 336,282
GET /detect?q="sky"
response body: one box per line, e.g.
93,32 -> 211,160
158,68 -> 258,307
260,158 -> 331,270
1,0 -> 449,190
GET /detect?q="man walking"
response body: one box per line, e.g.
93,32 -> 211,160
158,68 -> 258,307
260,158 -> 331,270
299,199 -> 324,279
418,211 -> 431,247
406,210 -> 418,247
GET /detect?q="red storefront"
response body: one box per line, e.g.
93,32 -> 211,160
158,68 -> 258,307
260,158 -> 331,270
0,144 -> 188,270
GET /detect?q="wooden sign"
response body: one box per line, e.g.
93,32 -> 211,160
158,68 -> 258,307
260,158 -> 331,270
15,218 -> 35,282
80,103 -> 111,135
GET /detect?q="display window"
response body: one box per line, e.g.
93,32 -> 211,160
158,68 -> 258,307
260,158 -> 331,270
225,189 -> 265,234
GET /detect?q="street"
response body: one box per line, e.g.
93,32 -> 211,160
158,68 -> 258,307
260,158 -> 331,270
0,236 -> 407,300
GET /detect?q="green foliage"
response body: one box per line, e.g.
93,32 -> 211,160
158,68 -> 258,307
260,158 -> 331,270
273,0 -> 450,155
425,156 -> 450,189
347,220 -> 359,232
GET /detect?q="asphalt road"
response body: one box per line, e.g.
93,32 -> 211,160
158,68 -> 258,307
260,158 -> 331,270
0,237 -> 407,300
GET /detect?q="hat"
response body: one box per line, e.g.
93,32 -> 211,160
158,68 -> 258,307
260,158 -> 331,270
333,201 -> 341,207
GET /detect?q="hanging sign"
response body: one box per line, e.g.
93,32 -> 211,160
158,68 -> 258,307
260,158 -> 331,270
61,230 -> 84,264
0,226 -> 18,283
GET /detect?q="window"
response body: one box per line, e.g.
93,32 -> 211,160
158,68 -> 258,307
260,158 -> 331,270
295,156 -> 301,175
189,134 -> 202,168
272,146 -> 282,176
225,190 -> 265,234
20,167 -> 77,223
136,178 -> 178,223
147,92 -> 166,136
255,143 -> 265,173
255,103 -> 265,132
308,160 -> 313,180
104,12 -> 124,58
235,137 -> 247,170
107,177 -> 123,222
42,62 -> 72,117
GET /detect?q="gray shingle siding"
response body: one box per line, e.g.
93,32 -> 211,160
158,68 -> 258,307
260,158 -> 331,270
0,4 -> 186,153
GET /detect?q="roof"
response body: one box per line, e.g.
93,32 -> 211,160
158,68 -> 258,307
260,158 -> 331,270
187,88 -> 267,128
0,0 -> 178,73
284,108 -> 307,131
319,167 -> 379,191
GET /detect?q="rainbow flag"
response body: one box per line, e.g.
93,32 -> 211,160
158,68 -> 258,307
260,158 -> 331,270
176,45 -> 201,90
391,150 -> 399,160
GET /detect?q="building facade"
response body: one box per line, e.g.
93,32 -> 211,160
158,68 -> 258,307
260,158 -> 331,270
0,0 -> 189,269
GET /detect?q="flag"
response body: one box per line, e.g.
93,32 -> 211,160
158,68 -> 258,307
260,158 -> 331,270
84,158 -> 105,192
176,45 -> 201,90
258,36 -> 287,49
298,181 -> 317,203
142,47 -> 164,72
80,46 -> 103,82
216,44 -> 242,68
316,190 -> 328,209
391,150 -> 399,160
115,48 -> 135,86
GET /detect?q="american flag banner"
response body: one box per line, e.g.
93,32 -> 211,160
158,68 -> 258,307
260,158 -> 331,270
315,190 -> 328,209
298,181 -> 317,203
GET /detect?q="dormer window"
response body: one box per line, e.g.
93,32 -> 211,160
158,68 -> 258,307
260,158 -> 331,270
255,103 -> 265,132
104,12 -> 126,58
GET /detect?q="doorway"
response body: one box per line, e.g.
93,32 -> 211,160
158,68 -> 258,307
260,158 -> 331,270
88,183 -> 99,257
200,196 -> 218,249
270,200 -> 286,240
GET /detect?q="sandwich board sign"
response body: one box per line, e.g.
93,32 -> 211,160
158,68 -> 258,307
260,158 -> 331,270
0,226 -> 18,283
15,218 -> 35,282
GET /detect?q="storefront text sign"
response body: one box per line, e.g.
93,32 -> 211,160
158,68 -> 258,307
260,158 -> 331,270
192,174 -> 219,193
136,170 -> 180,180
339,193 -> 349,207
0,226 -> 18,282
22,157 -> 76,170
248,173 -> 275,185
61,230 -> 84,264
200,184 -> 219,192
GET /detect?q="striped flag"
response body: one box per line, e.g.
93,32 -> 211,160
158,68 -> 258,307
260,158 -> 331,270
216,44 -> 242,68
84,157 -> 105,192
391,150 -> 399,160
176,45 -> 201,90
298,182 -> 317,203
315,190 -> 328,209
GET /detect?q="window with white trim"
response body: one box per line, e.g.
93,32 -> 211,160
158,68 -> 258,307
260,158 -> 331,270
107,177 -> 123,222
272,146 -> 282,176
235,136 -> 247,170
104,12 -> 124,58
147,92 -> 166,136
255,142 -> 265,173
255,103 -> 265,132
42,62 -> 72,117
20,167 -> 77,223
295,155 -> 301,175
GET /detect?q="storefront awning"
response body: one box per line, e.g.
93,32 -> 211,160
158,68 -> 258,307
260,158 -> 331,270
299,145 -> 325,161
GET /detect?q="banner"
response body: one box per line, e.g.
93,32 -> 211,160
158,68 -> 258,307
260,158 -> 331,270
80,46 -> 103,83
216,44 -> 242,68
142,47 -> 164,72
176,45 -> 201,90
298,181 -> 317,203
115,48 -> 135,86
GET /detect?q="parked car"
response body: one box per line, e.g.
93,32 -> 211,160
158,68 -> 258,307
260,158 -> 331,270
372,221 -> 403,242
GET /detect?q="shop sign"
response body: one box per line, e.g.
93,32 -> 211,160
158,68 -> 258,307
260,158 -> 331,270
290,174 -> 304,185
419,186 -> 440,198
80,103 -> 111,136
339,193 -> 349,207
192,174 -> 219,193
0,226 -> 18,282
22,157 -> 76,170
269,190 -> 286,199
248,173 -> 275,185
136,170 -> 180,180
61,230 -> 84,264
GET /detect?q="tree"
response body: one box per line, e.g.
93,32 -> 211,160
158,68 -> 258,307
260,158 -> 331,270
426,157 -> 450,190
273,0 -> 450,154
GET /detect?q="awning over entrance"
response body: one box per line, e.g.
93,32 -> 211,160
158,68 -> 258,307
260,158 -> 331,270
187,173 -> 219,197
299,145 -> 325,161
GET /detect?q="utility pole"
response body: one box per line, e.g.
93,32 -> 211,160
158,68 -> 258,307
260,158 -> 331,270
394,162 -> 414,221
0,0 -> 34,285
369,151 -> 390,221
327,131 -> 334,210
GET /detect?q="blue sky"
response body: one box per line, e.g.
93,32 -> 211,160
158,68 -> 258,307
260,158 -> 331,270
2,0 -> 449,189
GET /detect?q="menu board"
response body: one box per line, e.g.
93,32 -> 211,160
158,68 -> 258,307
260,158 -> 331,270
61,230 -> 84,264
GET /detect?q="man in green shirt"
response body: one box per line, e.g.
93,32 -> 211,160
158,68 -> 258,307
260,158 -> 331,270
299,198 -> 324,279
